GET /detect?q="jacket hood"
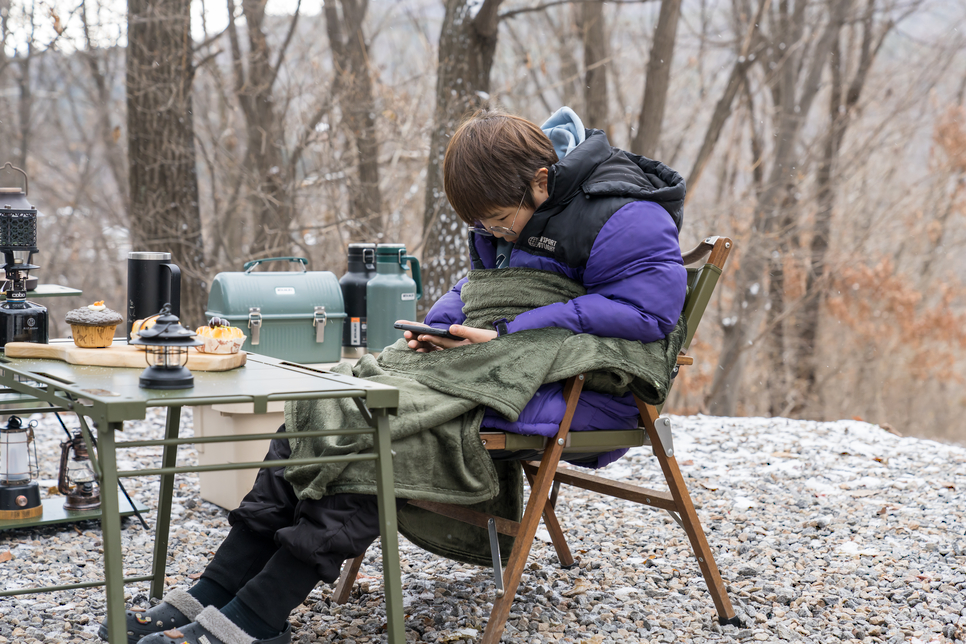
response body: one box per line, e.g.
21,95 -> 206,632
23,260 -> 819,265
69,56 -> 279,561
543,129 -> 685,231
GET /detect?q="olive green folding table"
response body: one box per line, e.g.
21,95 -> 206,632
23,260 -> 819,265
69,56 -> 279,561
0,351 -> 404,644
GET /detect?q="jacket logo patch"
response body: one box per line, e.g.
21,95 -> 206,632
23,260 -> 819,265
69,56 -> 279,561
527,236 -> 557,252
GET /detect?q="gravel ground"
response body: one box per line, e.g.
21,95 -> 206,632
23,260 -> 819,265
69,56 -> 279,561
1,409 -> 965,644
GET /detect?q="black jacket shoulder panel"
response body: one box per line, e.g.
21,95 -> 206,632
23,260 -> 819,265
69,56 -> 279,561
485,130 -> 686,269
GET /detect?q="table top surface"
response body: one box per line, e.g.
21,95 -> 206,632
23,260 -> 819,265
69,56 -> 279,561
0,346 -> 397,416
0,284 -> 83,300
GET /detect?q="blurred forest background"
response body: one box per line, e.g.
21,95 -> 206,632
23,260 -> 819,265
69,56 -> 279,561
1,0 -> 964,442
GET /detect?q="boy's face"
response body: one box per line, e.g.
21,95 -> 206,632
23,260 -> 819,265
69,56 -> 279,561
476,168 -> 550,240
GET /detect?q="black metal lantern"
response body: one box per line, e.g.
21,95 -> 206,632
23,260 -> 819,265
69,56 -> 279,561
129,303 -> 202,389
0,415 -> 42,520
0,162 -> 48,347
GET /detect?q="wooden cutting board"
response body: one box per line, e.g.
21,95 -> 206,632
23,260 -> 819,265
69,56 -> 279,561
3,342 -> 246,371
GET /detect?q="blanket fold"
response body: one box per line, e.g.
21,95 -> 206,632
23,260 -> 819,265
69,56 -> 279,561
283,268 -> 685,566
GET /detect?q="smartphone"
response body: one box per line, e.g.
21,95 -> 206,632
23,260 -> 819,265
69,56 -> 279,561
393,322 -> 462,341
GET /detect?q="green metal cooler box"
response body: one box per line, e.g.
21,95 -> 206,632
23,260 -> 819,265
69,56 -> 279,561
205,257 -> 346,363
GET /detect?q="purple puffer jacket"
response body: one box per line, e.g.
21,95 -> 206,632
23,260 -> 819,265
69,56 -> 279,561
425,130 -> 687,468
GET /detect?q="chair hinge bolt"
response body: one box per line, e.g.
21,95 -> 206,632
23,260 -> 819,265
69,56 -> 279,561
578,375 -> 584,380
557,438 -> 564,445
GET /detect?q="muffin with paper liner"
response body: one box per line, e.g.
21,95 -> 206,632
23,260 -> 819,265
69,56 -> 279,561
195,317 -> 246,354
65,301 -> 123,348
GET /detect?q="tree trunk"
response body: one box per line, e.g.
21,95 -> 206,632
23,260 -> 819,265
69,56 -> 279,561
580,1 -> 609,130
325,0 -> 383,239
631,0 -> 681,157
685,0 -> 769,200
420,0 -> 505,313
126,0 -> 207,327
794,0 -> 882,412
227,0 -> 299,261
706,0 -> 852,416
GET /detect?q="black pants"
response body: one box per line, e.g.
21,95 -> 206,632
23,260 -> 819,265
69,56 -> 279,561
199,425 -> 406,627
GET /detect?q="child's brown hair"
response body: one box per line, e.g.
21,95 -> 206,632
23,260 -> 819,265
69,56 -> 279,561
443,108 -> 558,225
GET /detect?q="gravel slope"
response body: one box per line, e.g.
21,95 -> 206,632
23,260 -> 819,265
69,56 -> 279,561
1,410 -> 965,644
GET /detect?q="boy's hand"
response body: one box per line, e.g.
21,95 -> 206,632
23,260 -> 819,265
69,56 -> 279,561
399,322 -> 497,352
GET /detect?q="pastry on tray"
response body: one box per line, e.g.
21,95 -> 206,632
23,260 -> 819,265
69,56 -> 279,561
65,301 -> 124,348
130,315 -> 160,349
195,317 -> 246,354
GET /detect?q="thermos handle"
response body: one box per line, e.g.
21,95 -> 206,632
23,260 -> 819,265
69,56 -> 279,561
161,262 -> 181,317
243,257 -> 309,273
401,253 -> 422,301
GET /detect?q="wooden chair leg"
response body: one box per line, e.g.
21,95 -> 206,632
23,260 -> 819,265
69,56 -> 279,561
333,553 -> 366,605
523,464 -> 575,568
481,375 -> 585,644
638,401 -> 739,625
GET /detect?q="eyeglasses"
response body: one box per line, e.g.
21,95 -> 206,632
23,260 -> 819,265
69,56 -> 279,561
469,188 -> 528,239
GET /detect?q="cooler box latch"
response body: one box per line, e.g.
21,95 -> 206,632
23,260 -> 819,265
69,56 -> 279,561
313,306 -> 327,343
248,307 -> 262,345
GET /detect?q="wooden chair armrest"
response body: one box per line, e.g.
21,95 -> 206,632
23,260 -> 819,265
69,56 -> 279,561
676,354 -> 693,365
682,236 -> 733,269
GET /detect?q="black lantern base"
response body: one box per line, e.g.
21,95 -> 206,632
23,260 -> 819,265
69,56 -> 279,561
0,481 -> 43,520
139,365 -> 195,389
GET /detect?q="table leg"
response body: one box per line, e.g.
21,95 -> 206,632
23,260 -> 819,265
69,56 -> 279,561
98,420 -> 127,644
372,408 -> 404,644
150,405 -> 182,599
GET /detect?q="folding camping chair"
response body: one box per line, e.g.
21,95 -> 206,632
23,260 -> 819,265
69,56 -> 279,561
334,235 -> 740,642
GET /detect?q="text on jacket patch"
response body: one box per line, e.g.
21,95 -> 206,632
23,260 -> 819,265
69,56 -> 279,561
528,236 -> 557,252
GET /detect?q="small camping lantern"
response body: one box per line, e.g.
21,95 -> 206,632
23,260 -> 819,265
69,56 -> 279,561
0,415 -> 42,520
57,430 -> 101,511
129,303 -> 202,389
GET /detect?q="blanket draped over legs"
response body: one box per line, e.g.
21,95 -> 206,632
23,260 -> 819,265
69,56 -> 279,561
284,268 -> 685,566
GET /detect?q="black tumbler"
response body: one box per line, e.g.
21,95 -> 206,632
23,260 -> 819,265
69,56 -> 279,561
339,243 -> 377,355
126,251 -> 181,341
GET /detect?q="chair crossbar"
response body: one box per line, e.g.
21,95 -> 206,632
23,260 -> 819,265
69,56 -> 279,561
408,499 -> 520,537
522,461 -> 677,512
481,428 -> 648,452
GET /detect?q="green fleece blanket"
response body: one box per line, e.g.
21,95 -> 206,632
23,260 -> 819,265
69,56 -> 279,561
283,268 -> 685,566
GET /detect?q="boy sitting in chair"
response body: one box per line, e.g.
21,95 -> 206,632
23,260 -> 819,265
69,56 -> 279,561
103,107 -> 687,644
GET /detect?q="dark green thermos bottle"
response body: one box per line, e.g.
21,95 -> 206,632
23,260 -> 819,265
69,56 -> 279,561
365,244 -> 422,354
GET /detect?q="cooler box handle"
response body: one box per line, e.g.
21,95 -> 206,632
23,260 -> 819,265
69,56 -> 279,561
243,257 -> 308,274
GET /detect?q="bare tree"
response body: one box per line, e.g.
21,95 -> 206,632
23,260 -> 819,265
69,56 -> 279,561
580,1 -> 609,130
685,0 -> 770,200
126,0 -> 207,326
630,0 -> 681,156
325,0 -> 384,239
793,0 -> 896,412
706,0 -> 853,415
420,0 -> 506,311
226,0 -> 302,260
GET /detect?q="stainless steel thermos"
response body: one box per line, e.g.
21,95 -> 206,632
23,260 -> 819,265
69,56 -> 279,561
126,251 -> 181,340
339,243 -> 377,356
365,244 -> 421,354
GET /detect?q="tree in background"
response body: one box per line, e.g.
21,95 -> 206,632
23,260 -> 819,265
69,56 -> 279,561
420,0 -> 505,311
325,0 -> 384,240
226,0 -> 302,262
706,0 -> 853,416
631,0 -> 681,157
126,0 -> 207,326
